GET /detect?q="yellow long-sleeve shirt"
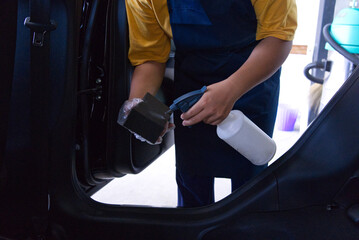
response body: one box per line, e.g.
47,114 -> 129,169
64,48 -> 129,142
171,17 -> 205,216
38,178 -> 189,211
126,0 -> 297,66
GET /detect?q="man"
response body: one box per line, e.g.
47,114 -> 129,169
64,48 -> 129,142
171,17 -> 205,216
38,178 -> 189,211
123,0 -> 297,207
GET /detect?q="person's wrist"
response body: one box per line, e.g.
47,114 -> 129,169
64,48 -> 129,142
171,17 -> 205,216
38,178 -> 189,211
224,77 -> 244,103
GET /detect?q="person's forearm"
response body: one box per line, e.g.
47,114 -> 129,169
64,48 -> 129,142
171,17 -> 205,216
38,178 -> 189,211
226,37 -> 293,101
129,61 -> 166,99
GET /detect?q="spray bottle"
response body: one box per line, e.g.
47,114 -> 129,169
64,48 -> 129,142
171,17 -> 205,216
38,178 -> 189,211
119,86 -> 277,164
216,110 -> 276,165
169,86 -> 277,165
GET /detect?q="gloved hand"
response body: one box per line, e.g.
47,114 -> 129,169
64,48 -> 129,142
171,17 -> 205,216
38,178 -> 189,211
117,98 -> 143,126
153,121 -> 175,145
117,98 -> 175,145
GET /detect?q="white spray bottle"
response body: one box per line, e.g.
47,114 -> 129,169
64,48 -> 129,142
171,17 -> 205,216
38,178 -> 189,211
216,110 -> 276,165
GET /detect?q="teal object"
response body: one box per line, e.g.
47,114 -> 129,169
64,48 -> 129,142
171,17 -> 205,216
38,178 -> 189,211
325,7 -> 359,53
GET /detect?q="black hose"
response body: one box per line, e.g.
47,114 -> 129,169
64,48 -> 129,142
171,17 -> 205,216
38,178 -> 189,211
323,23 -> 359,65
304,61 -> 332,84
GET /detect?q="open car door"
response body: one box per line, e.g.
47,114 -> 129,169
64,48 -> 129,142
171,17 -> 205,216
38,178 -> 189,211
0,0 -> 174,237
1,0 -> 359,239
75,0 -> 174,193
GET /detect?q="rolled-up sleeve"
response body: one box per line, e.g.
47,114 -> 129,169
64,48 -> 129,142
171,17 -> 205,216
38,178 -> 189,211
253,0 -> 297,41
125,0 -> 171,66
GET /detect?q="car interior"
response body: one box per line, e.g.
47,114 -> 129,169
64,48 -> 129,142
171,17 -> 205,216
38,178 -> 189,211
1,0 -> 358,239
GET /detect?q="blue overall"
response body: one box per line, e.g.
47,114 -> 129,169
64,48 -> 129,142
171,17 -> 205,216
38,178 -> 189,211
167,0 -> 281,207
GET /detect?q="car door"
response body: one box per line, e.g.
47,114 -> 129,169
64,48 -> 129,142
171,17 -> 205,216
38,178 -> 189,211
1,0 -> 359,239
75,0 -> 175,194
0,0 -> 174,236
